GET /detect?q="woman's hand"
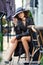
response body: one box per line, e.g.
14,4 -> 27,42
13,18 -> 18,26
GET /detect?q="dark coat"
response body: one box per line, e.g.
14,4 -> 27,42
14,17 -> 34,56
14,17 -> 34,40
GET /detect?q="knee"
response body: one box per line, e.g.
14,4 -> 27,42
21,37 -> 26,42
21,36 -> 31,42
28,36 -> 31,41
10,37 -> 18,44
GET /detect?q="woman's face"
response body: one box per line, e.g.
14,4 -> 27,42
18,12 -> 24,19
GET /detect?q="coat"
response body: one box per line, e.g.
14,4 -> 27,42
14,17 -> 34,56
14,17 -> 34,40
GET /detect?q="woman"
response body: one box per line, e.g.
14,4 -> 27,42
5,7 -> 35,63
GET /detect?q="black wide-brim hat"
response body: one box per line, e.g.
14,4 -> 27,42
12,7 -> 30,18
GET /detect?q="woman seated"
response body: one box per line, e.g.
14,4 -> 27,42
5,7 -> 35,63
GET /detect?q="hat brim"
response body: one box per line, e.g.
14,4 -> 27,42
12,10 -> 23,18
12,10 -> 29,18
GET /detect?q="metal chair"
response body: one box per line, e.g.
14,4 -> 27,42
8,25 -> 42,65
14,26 -> 41,62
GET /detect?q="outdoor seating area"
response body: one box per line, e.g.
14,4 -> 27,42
0,0 -> 43,65
0,11 -> 43,65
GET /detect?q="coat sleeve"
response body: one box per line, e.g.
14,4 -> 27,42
26,17 -> 34,26
16,30 -> 30,40
13,21 -> 22,34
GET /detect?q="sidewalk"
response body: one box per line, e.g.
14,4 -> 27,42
0,33 -> 25,65
0,50 -> 25,65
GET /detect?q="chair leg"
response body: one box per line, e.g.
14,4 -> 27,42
17,56 -> 20,63
38,53 -> 41,61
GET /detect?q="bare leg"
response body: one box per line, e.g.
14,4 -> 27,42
21,36 -> 31,61
5,37 -> 18,61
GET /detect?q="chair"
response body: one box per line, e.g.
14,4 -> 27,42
14,26 -> 43,62
13,26 -> 41,63
8,10 -> 42,63
8,26 -> 41,64
30,26 -> 41,62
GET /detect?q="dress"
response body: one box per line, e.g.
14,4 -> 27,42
14,17 -> 34,40
14,17 -> 34,56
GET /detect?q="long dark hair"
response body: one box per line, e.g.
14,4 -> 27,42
15,10 -> 29,20
15,10 -> 33,21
